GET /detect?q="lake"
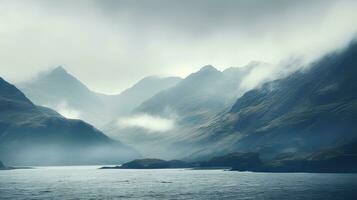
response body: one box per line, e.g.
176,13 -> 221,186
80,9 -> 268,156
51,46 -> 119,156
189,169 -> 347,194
1,166 -> 357,199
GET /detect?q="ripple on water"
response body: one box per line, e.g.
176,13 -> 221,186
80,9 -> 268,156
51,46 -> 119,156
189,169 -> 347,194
0,167 -> 357,200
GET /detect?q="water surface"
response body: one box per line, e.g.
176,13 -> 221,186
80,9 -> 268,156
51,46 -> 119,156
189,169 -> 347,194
1,166 -> 357,199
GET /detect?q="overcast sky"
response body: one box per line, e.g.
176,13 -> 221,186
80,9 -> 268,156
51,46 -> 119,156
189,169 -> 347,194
1,0 -> 357,94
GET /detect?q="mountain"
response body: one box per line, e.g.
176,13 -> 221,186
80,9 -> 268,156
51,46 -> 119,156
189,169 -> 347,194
17,67 -> 181,127
0,77 -> 139,165
178,41 -> 357,160
136,63 -> 259,123
17,66 -> 110,127
104,62 -> 262,157
100,75 -> 182,117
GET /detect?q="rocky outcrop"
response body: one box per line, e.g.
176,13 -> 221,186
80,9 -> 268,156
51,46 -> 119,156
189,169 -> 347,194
101,158 -> 193,169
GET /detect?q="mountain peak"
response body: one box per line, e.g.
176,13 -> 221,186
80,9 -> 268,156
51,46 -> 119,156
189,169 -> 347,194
184,65 -> 222,82
51,66 -> 68,75
199,65 -> 218,72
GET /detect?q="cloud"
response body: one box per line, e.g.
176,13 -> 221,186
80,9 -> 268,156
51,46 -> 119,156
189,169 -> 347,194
54,101 -> 81,119
239,58 -> 305,91
117,114 -> 174,132
239,62 -> 277,91
0,0 -> 357,93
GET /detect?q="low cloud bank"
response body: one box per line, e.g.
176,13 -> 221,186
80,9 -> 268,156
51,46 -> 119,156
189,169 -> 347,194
117,114 -> 174,132
54,101 -> 81,119
239,59 -> 304,91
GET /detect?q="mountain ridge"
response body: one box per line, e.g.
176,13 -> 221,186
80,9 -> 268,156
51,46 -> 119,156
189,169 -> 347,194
104,63 -> 263,158
0,77 -> 140,165
175,40 -> 357,160
17,67 -> 182,127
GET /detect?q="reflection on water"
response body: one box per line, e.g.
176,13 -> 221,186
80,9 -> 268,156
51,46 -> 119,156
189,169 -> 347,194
1,166 -> 357,200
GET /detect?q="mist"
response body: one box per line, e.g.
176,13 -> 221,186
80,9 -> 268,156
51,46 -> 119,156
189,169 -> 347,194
52,100 -> 81,119
117,114 -> 175,132
1,142 -> 138,166
1,0 -> 356,94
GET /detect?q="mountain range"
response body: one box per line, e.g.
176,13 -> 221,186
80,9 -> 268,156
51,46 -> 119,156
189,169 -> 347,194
17,62 -> 263,158
104,62 -> 263,156
136,62 -> 261,122
17,67 -> 181,128
99,75 -> 182,117
172,41 -> 357,161
5,40 -> 357,169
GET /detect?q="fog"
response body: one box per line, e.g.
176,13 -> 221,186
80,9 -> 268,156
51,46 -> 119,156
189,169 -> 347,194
51,100 -> 81,119
117,114 -> 175,132
1,0 -> 356,94
1,143 -> 139,165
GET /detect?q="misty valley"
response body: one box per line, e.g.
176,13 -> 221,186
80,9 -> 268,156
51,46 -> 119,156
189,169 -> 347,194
2,0 -> 357,199
1,41 -> 357,199
3,42 -> 357,171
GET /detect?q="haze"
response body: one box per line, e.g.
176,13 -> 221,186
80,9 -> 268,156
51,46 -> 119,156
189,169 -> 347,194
1,0 -> 357,94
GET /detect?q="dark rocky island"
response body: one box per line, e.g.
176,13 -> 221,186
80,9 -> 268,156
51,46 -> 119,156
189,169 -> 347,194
101,158 -> 193,169
100,152 -> 261,170
101,144 -> 357,173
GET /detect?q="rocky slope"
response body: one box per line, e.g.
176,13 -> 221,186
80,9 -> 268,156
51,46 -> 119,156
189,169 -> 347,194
0,77 -> 139,165
179,41 -> 357,160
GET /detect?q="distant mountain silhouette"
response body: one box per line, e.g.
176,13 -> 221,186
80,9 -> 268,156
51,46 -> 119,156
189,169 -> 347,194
17,66 -> 108,126
136,64 -> 258,122
100,75 -> 182,117
0,77 -> 139,165
104,62 -> 262,157
13,40 -> 357,166
18,67 -> 181,127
